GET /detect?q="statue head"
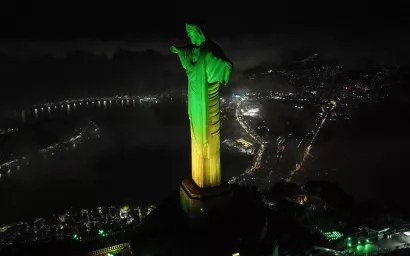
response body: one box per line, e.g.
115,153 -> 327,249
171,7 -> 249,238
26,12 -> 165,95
186,23 -> 206,46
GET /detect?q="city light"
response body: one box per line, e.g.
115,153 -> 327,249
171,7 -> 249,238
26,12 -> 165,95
322,231 -> 343,241
0,204 -> 156,247
242,108 -> 259,117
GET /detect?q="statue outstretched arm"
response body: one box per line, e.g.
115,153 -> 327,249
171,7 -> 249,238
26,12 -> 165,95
170,46 -> 179,54
170,45 -> 190,70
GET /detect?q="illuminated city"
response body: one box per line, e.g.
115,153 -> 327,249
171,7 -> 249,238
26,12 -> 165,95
0,204 -> 155,251
1,55 -> 408,254
2,7 -> 410,255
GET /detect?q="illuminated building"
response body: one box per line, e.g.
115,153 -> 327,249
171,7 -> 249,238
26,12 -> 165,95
120,205 -> 129,219
242,108 -> 259,116
236,138 -> 253,148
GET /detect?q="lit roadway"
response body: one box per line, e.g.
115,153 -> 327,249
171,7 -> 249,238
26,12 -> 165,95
229,96 -> 268,184
228,93 -> 336,186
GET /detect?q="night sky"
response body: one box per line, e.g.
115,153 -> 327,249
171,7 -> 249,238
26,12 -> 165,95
9,2 -> 409,39
7,2 -> 410,53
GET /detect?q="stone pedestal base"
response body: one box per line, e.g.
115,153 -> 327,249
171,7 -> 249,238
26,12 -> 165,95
180,178 -> 232,222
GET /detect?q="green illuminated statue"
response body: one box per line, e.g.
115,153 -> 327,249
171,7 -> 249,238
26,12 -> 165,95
171,23 -> 232,188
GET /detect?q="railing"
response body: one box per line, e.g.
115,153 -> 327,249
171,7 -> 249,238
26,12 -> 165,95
88,242 -> 131,256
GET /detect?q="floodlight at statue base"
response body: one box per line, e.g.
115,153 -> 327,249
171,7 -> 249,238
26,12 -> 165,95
180,178 -> 233,224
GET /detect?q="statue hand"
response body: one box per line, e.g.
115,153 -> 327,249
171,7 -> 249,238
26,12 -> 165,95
170,46 -> 179,54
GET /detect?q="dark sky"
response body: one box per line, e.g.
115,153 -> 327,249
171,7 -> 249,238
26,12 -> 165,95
4,2 -> 409,65
8,2 -> 410,40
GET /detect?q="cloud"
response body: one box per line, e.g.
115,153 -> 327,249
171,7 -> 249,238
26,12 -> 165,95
1,39 -> 174,59
1,34 -> 289,71
4,28 -> 408,71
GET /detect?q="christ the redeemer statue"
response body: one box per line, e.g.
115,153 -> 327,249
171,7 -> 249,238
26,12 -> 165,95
171,23 -> 233,188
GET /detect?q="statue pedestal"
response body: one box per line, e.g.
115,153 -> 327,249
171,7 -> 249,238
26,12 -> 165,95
180,178 -> 233,225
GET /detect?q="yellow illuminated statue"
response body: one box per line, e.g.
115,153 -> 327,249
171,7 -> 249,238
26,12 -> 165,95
171,23 -> 232,188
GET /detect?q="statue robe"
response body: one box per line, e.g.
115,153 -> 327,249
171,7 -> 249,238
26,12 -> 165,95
176,43 -> 232,188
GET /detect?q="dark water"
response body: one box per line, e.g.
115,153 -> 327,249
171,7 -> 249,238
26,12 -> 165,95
257,94 -> 410,208
2,95 -> 407,223
262,99 -> 318,138
300,95 -> 410,207
0,102 -> 248,223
